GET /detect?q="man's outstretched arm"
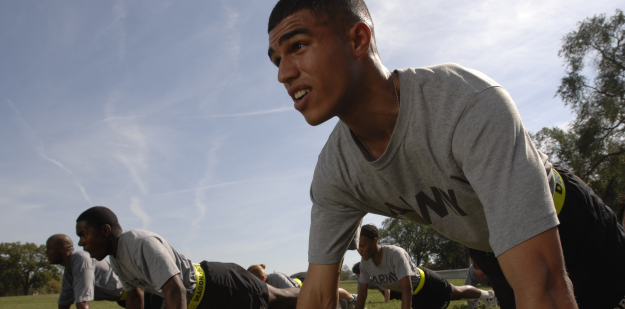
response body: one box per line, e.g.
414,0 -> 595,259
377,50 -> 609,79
162,275 -> 187,309
497,227 -> 577,309
124,288 -> 144,309
296,262 -> 342,309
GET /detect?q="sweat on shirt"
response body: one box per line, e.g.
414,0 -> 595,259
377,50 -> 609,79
309,63 -> 558,265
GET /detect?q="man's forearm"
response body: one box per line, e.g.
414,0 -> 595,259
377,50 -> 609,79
125,289 -> 144,309
296,263 -> 342,309
75,301 -> 89,309
498,227 -> 577,309
162,275 -> 187,309
384,289 -> 390,303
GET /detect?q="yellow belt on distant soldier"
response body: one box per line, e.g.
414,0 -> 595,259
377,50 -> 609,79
552,168 -> 566,215
412,268 -> 426,295
120,290 -> 127,301
188,263 -> 206,309
293,278 -> 303,288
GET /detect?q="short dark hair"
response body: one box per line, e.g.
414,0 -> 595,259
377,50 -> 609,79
360,224 -> 379,240
77,206 -> 123,232
352,262 -> 360,275
268,0 -> 377,53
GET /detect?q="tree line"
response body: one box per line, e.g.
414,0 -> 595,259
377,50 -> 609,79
0,242 -> 61,296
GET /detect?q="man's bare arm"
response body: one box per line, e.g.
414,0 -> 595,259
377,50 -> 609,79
296,262 -> 342,309
497,227 -> 577,309
125,288 -> 144,309
354,282 -> 368,309
74,302 -> 89,309
383,289 -> 390,303
162,275 -> 187,309
399,276 -> 412,309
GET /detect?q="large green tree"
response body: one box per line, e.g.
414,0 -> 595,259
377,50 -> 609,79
534,9 -> 625,209
0,242 -> 61,296
379,218 -> 468,270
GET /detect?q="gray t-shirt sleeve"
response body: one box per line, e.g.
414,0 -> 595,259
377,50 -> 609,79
465,264 -> 480,286
452,86 -> 559,256
140,236 -> 182,291
58,269 -> 75,305
358,262 -> 371,285
266,273 -> 298,289
58,253 -> 95,305
390,248 -> 414,283
308,159 -> 368,264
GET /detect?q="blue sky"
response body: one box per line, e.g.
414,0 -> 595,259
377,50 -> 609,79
0,0 -> 621,275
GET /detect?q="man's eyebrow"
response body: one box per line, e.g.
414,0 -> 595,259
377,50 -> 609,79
278,28 -> 312,46
268,28 -> 311,65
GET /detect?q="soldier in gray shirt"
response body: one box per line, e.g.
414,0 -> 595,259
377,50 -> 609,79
247,264 -> 357,309
355,225 -> 494,309
45,234 -> 124,309
75,206 -> 299,309
266,0 -> 625,308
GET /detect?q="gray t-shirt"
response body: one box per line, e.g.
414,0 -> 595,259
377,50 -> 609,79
110,230 -> 196,301
266,272 -> 300,289
309,63 -> 558,264
465,264 -> 490,287
58,251 -> 123,306
359,245 -> 421,292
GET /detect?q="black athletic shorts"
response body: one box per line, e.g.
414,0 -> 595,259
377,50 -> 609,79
471,164 -> 625,309
117,292 -> 163,309
411,267 -> 451,309
196,261 -> 269,309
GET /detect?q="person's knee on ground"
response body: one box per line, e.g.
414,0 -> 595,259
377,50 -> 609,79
266,284 -> 299,309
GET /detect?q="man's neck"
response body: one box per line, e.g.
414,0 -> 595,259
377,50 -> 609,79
110,231 -> 122,258
61,250 -> 73,268
338,66 -> 400,160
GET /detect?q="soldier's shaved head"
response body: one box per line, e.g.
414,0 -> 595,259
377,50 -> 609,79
47,234 -> 74,249
45,234 -> 74,265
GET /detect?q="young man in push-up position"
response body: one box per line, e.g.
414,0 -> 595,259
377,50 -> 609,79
355,225 -> 495,309
75,206 -> 299,309
266,0 -> 625,308
46,234 -> 164,309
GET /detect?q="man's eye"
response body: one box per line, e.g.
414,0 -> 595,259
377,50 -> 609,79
294,42 -> 304,51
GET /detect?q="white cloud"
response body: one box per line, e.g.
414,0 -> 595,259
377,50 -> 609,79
4,96 -> 94,206
129,196 -> 150,229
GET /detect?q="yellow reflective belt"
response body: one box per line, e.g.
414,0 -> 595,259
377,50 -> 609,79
412,268 -> 426,295
293,278 -> 302,288
552,169 -> 566,215
119,290 -> 127,301
188,263 -> 206,309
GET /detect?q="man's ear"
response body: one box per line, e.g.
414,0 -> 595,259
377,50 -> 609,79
348,21 -> 372,58
101,224 -> 112,237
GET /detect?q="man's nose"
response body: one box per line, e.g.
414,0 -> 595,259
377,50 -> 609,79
277,56 -> 299,84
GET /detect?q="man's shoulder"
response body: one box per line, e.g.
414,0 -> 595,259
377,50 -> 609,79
398,63 -> 500,95
120,229 -> 165,244
69,251 -> 94,268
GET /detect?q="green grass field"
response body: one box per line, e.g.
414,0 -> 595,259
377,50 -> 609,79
0,279 -> 498,309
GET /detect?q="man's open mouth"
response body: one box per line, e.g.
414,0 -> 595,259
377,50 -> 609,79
294,89 -> 310,100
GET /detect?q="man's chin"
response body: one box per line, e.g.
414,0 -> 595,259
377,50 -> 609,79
301,109 -> 334,127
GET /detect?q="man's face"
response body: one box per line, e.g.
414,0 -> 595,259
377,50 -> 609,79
76,221 -> 109,261
357,236 -> 376,261
268,10 -> 356,126
45,240 -> 62,265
